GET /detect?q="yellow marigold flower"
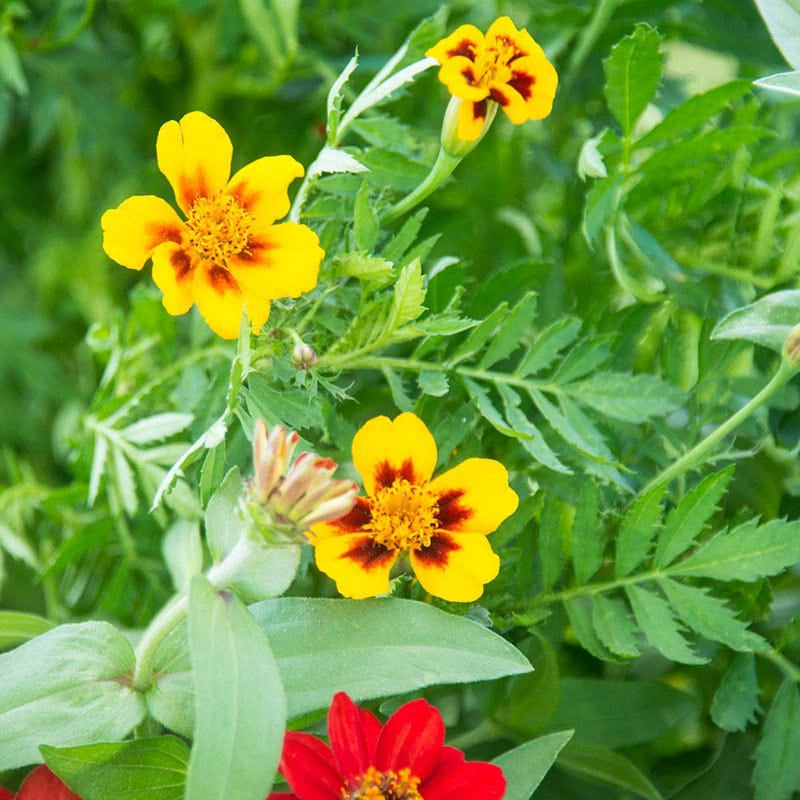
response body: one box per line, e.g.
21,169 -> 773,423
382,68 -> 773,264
309,412 -> 519,603
101,111 -> 324,339
426,16 -> 558,142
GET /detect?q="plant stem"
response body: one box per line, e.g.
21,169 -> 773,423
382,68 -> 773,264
761,648 -> 800,684
562,0 -> 620,91
642,359 -> 798,494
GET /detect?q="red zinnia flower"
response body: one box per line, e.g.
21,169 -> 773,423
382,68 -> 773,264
0,765 -> 81,800
267,692 -> 505,800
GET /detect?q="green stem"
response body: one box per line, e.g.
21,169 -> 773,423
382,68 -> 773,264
761,649 -> 800,684
562,0 -> 620,90
642,359 -> 798,494
382,148 -> 461,223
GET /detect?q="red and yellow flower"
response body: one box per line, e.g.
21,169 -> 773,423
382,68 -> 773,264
0,765 -> 81,800
426,16 -> 558,142
268,691 -> 505,800
101,111 -> 324,339
309,412 -> 518,603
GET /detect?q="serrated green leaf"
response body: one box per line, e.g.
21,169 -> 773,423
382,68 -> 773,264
88,433 -> 108,507
655,467 -> 734,567
478,292 -> 537,369
245,374 -> 324,431
450,303 -> 508,365
659,578 -> 765,651
326,51 -> 358,144
0,611 -> 54,651
626,585 -> 707,665
753,680 -> 800,800
382,367 -> 413,412
353,179 -> 379,252
418,370 -> 449,397
111,445 -> 138,515
604,24 -> 663,136
42,737 -> 188,800
616,486 -> 664,578
121,413 -> 194,445
551,337 -> 612,384
540,494 -> 566,593
572,481 -> 603,584
671,518 -> 800,580
336,253 -> 394,286
591,595 -> 640,657
516,317 -> 582,377
711,289 -> 800,352
494,731 -> 574,800
382,207 -> 428,263
463,378 -> 521,438
712,652 -> 761,732
388,259 -> 426,331
582,175 -> 622,244
565,597 -> 618,662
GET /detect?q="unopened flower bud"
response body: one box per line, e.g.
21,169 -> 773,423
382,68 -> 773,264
292,342 -> 318,370
440,95 -> 499,158
783,322 -> 800,368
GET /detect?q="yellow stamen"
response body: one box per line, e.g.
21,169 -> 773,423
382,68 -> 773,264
185,193 -> 252,265
367,478 -> 439,551
342,766 -> 422,800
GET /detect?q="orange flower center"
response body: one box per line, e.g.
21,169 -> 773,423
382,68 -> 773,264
471,37 -> 518,87
367,478 -> 439,551
342,766 -> 422,800
186,193 -> 252,265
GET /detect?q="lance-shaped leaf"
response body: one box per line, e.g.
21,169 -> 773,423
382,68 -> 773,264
494,731 -> 573,800
711,289 -> 800,352
753,680 -> 800,800
711,653 -> 761,733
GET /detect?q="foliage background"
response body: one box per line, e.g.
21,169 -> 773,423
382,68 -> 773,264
3,0 -> 800,798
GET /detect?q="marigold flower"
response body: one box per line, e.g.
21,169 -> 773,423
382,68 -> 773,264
101,111 -> 324,339
0,765 -> 81,800
426,16 -> 558,143
267,691 -> 506,800
309,412 -> 518,602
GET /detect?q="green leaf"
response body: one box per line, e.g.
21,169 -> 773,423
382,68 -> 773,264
388,259 -> 426,331
326,51 -> 358,144
604,24 -> 663,136
353,179 -> 379,252
450,303 -> 508,365
566,372 -> 683,423
239,0 -> 298,70
672,517 -> 800,580
245,374 -> 324,431
382,208 -> 428,263
626,585 -> 707,665
186,575 -> 285,800
382,367 -> 413,412
558,742 -> 663,800
418,370 -> 449,397
478,292 -> 537,369
42,737 -> 188,800
591,595 -> 640,658
0,622 -> 145,769
121,413 -> 194,445
249,598 -> 532,718
516,317 -> 582,378
754,0 -> 800,69
564,597 -> 618,662
659,578 -> 765,652
755,70 -> 800,96
162,520 -> 202,592
711,289 -> 800,352
582,176 -> 622,244
615,486 -> 664,578
0,36 -> 28,96
336,253 -> 394,286
548,679 -> 699,749
494,731 -> 574,800
540,493 -> 566,593
572,481 -> 603,584
463,378 -> 521,438
0,611 -> 54,650
753,680 -> 800,800
654,467 -> 734,567
711,652 -> 761,732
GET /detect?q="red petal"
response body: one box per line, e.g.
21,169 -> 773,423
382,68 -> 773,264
17,766 -> 81,800
0,788 -> 14,800
266,794 -> 300,800
375,699 -> 444,781
421,759 -> 506,800
328,692 -> 376,780
280,732 -> 342,800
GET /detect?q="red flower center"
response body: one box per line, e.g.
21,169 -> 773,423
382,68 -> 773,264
342,766 -> 422,800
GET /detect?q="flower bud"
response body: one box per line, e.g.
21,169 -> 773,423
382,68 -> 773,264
292,342 -> 318,369
782,322 -> 800,368
440,95 -> 499,158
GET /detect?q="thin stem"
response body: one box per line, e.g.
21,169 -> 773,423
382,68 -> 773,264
642,359 -> 798,494
562,0 -> 620,91
760,649 -> 800,684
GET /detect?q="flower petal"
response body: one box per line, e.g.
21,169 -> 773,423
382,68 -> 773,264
509,54 -> 558,120
328,692 -> 378,781
421,758 -> 506,800
489,80 -> 528,125
280,731 -> 342,800
266,794 -> 300,800
456,99 -> 490,142
229,221 -> 323,302
352,412 -> 437,495
17,765 -> 81,800
426,24 -> 484,64
192,260 -> 247,339
151,241 -> 197,316
101,195 -> 184,270
410,532 -> 500,602
437,56 -> 489,102
225,155 -> 304,227
429,458 -> 518,534
375,698 -> 445,781
157,111 -> 233,215
485,16 -> 533,59
0,789 -> 11,800
313,533 -> 397,599
309,497 -> 372,542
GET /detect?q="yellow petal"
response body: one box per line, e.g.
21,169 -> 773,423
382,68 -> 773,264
246,296 -> 271,335
229,221 -> 322,305
429,458 -> 518,534
313,533 -> 397,599
410,532 -> 500,602
352,412 -> 437,495
485,16 -> 531,58
192,260 -> 245,339
151,241 -> 197,315
437,56 -> 490,102
157,111 -> 233,215
456,99 -> 490,142
309,497 -> 372,542
489,80 -> 528,125
101,196 -> 184,270
426,24 -> 484,64
225,155 -> 305,227
510,55 -> 558,120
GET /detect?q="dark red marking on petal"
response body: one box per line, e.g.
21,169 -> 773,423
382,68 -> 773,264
509,71 -> 536,101
149,222 -> 183,247
435,489 -> 473,530
413,533 -> 461,567
180,172 -> 210,208
237,235 -> 275,263
461,66 -> 476,85
472,99 -> 488,121
170,248 -> 194,281
373,458 -> 416,489
343,537 -> 395,570
446,39 -> 477,60
329,496 -> 372,532
208,265 -> 237,293
489,87 -> 510,106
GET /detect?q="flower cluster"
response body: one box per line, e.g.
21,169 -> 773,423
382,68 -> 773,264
102,111 -> 324,339
0,766 -> 80,800
268,692 -> 506,800
309,412 -> 518,602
